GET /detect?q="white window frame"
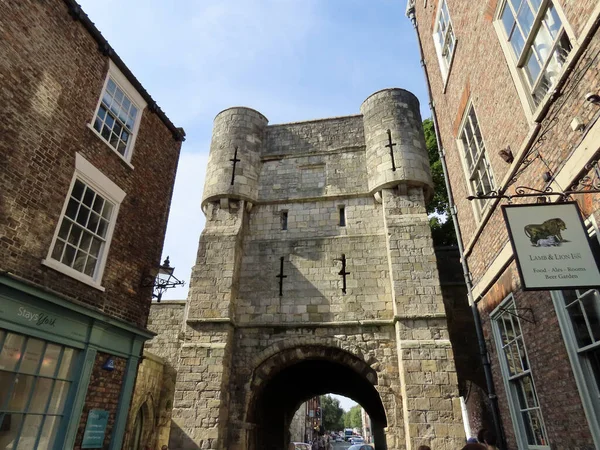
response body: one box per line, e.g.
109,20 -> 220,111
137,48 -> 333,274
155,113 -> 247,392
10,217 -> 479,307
88,60 -> 147,167
42,153 -> 126,291
491,294 -> 550,449
456,101 -> 496,220
432,0 -> 457,86
493,0 -> 575,119
550,216 -> 600,448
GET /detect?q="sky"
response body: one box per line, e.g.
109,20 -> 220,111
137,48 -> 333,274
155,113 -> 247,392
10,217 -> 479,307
78,0 -> 430,302
79,0 -> 430,416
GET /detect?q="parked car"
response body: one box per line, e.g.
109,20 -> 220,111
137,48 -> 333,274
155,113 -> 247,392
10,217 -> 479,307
288,443 -> 310,450
348,445 -> 373,450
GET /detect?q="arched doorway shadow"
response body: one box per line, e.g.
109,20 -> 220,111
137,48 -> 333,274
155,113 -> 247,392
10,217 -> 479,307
246,345 -> 388,450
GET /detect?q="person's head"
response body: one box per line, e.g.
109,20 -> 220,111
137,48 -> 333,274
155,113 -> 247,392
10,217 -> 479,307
477,428 -> 488,443
483,430 -> 497,446
461,444 -> 487,450
417,446 -> 431,450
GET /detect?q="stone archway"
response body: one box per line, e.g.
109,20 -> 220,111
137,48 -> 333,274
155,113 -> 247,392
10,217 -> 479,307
244,345 -> 389,450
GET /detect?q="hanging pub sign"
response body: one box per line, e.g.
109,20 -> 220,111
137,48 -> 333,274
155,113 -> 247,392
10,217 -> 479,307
502,202 -> 600,290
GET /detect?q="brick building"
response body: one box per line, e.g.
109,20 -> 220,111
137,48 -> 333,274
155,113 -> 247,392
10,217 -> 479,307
407,0 -> 600,448
0,1 -> 184,449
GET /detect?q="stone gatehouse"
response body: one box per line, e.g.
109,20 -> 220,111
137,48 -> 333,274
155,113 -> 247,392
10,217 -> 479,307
146,88 -> 479,450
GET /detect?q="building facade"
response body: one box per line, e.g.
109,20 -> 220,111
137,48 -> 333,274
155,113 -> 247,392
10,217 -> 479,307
407,0 -> 600,448
0,1 -> 184,449
147,88 -> 479,450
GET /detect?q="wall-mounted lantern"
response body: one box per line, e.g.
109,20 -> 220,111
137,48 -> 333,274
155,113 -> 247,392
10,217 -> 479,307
141,256 -> 185,302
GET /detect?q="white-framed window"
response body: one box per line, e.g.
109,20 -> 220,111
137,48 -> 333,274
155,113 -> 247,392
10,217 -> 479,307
43,153 -> 126,290
457,102 -> 496,219
492,296 -> 550,449
495,0 -> 573,110
551,219 -> 600,447
432,0 -> 457,82
90,61 -> 146,164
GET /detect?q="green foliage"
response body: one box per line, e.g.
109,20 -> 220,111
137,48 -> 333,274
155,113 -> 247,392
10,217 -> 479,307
342,405 -> 362,429
320,395 -> 345,432
423,118 -> 458,246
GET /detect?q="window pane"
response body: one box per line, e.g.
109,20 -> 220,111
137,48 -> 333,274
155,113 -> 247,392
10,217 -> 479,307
6,374 -> 35,411
73,251 -> 87,273
524,49 -> 542,85
62,244 -> 76,267
532,24 -> 553,66
544,3 -> 562,39
530,409 -> 548,445
0,372 -> 16,408
97,219 -> 109,238
521,374 -> 537,407
586,347 -> 600,394
79,232 -> 93,253
39,345 -> 61,378
75,207 -> 90,227
15,414 -> 43,450
102,202 -> 113,220
581,290 -> 600,342
57,349 -> 76,380
65,198 -> 79,220
516,1 -> 535,36
71,180 -> 85,200
84,257 -> 97,277
67,225 -> 81,246
37,415 -> 60,450
20,339 -> 44,374
28,378 -> 53,414
106,79 -> 116,94
0,413 -> 23,450
509,27 -> 526,57
0,334 -> 25,372
82,188 -> 94,208
567,302 -> 592,347
501,4 -> 515,37
89,239 -> 102,258
101,124 -> 111,140
516,337 -> 529,371
46,381 -> 69,414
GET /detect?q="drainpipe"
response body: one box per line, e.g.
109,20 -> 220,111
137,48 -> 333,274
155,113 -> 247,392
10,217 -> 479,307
406,4 -> 505,448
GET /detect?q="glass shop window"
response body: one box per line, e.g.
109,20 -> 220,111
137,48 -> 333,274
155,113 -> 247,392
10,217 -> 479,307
0,330 -> 79,450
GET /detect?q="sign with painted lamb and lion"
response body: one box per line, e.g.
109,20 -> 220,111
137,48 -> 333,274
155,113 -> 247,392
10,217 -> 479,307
503,202 -> 600,290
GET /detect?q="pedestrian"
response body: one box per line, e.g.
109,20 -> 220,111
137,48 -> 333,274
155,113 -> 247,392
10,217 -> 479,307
461,444 -> 487,450
482,430 -> 499,450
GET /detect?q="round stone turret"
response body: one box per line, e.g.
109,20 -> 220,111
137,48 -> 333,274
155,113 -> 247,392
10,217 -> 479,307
360,88 -> 433,198
201,107 -> 268,210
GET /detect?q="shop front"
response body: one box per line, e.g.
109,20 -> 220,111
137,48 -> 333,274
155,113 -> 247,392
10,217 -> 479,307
0,275 -> 152,450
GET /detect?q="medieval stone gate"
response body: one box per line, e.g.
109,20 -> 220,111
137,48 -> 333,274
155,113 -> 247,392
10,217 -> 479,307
148,89 -> 471,450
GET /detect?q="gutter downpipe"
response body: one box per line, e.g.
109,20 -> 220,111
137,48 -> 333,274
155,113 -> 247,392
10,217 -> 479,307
406,4 -> 505,448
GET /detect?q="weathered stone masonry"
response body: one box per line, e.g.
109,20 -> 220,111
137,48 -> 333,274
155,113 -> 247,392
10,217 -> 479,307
152,88 -> 470,449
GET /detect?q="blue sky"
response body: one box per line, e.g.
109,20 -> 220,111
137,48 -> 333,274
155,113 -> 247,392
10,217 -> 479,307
79,0 -> 428,409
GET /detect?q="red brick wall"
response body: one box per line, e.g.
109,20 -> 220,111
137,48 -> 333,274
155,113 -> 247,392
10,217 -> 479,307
74,352 -> 127,450
0,0 -> 182,328
415,0 -> 600,447
478,264 -> 595,449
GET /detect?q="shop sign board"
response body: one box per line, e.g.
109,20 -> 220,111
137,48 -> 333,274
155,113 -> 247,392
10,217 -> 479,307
82,409 -> 110,448
503,202 -> 600,290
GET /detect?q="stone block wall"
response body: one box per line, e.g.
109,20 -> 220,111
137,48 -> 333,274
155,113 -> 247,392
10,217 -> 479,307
124,351 -> 176,450
162,89 -> 470,449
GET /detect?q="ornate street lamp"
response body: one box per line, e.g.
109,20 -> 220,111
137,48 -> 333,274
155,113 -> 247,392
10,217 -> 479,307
142,256 -> 185,302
